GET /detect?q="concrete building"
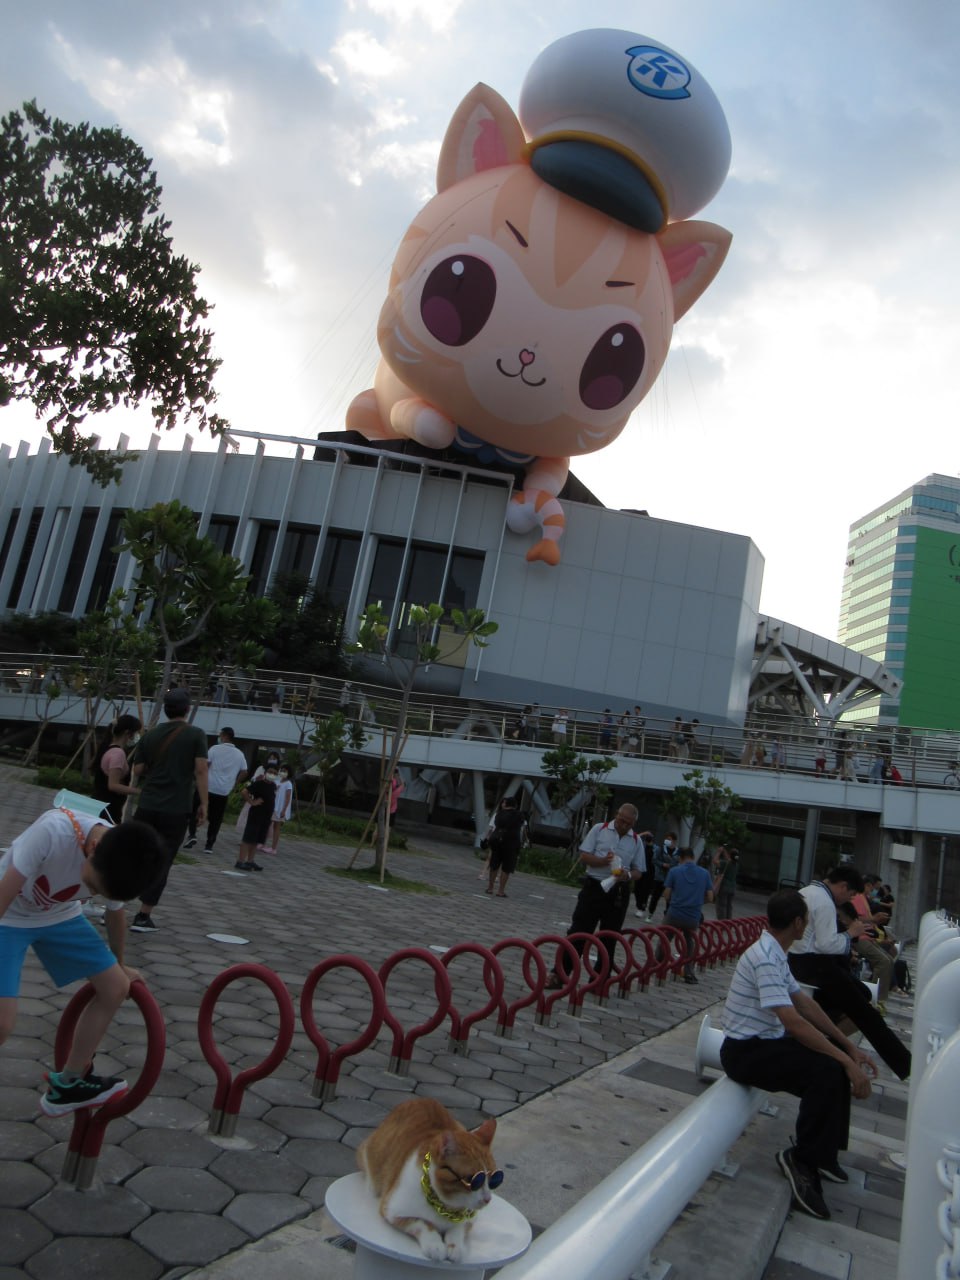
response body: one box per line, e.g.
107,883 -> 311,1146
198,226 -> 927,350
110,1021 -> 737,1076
0,431 -> 762,727
0,432 -> 956,931
838,473 -> 960,730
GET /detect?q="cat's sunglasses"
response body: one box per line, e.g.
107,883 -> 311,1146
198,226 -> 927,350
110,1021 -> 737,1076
446,1166 -> 504,1191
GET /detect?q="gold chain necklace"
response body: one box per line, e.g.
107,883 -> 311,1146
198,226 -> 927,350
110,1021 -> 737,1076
420,1152 -> 476,1224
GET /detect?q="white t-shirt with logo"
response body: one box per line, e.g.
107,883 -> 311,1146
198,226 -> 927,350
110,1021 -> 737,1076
0,809 -> 122,928
207,742 -> 249,796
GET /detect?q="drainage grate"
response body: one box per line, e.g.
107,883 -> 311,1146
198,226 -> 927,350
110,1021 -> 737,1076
325,1234 -> 357,1253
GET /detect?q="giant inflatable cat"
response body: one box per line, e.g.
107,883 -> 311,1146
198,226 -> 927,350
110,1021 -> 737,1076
347,29 -> 732,564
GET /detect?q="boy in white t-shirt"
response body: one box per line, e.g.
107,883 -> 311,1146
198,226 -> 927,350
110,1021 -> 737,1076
0,807 -> 165,1115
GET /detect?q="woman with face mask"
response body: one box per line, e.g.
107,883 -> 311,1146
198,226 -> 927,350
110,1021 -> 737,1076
644,832 -> 679,922
92,714 -> 142,824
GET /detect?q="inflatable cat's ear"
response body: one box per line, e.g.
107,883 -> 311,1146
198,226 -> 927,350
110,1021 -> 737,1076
658,219 -> 732,321
436,83 -> 527,192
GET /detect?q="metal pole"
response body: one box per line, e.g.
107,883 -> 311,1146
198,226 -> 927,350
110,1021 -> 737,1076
494,1077 -> 763,1280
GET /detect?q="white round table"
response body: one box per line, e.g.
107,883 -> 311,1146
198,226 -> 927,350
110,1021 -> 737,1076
325,1172 -> 532,1280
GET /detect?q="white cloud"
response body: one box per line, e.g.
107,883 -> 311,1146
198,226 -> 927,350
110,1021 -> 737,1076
333,28 -> 404,78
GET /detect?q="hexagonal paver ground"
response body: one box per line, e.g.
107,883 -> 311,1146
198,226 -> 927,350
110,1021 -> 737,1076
0,763 -> 758,1279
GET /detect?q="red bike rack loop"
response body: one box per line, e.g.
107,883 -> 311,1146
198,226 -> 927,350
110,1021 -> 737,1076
595,930 -> 635,1001
378,948 -> 453,1076
54,979 -> 166,1189
440,942 -> 504,1056
197,963 -> 295,1137
564,932 -> 611,1016
622,927 -> 661,993
300,955 -> 386,1101
696,921 -> 720,970
490,938 -> 546,1038
712,919 -> 735,963
646,925 -> 687,983
529,935 -> 581,1025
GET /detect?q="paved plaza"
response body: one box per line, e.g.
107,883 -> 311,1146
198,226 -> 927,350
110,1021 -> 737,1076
0,764 -> 911,1279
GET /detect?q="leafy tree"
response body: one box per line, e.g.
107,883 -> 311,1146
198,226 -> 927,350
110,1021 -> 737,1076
661,768 -> 748,852
307,710 -> 367,815
21,666 -> 83,768
264,571 -> 348,676
0,610 -> 78,655
346,602 -> 497,879
119,501 -> 278,723
540,744 -> 618,858
68,588 -> 159,773
0,100 -> 227,483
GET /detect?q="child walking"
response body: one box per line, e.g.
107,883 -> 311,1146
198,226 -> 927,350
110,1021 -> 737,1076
264,766 -> 293,855
0,806 -> 164,1115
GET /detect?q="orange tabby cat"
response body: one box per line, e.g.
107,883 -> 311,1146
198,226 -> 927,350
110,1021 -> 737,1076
357,1097 -> 502,1262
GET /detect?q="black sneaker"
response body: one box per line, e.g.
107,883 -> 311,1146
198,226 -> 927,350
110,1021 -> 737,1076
41,1070 -> 128,1116
683,974 -> 699,985
248,862 -> 264,872
777,1148 -> 830,1219
130,913 -> 156,932
234,861 -> 252,872
203,846 -> 214,854
818,1159 -> 850,1184
182,836 -> 197,849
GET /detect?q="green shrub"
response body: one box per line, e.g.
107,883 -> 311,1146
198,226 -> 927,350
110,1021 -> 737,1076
516,844 -> 580,884
35,767 -> 89,793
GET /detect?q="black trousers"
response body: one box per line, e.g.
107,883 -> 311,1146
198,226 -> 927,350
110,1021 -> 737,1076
788,953 -> 911,1080
633,870 -> 654,911
720,1035 -> 850,1169
135,808 -> 190,909
189,791 -> 229,848
560,878 -> 630,973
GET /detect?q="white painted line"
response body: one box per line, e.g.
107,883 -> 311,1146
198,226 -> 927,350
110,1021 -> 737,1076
207,933 -> 250,945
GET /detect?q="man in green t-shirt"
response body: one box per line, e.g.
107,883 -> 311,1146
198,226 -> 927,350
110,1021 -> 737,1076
129,689 -> 208,932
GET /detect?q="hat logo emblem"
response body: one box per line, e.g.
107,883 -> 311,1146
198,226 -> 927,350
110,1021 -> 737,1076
624,45 -> 692,100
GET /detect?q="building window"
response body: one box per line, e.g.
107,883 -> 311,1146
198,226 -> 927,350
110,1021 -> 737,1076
85,511 -> 126,613
278,525 -> 319,580
316,532 -> 361,609
7,508 -> 42,609
57,509 -> 99,612
248,523 -> 278,597
0,509 -> 20,580
206,516 -> 238,555
366,539 -> 484,655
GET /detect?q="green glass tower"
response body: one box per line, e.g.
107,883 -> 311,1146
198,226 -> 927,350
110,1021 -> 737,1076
839,474 -> 960,729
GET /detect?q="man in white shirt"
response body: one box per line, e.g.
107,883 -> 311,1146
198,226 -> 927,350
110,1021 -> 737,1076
788,865 -> 911,1080
184,727 -> 249,855
547,804 -> 646,987
721,889 -> 876,1221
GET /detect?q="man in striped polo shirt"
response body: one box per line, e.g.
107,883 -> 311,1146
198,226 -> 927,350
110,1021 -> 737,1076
719,889 -> 877,1221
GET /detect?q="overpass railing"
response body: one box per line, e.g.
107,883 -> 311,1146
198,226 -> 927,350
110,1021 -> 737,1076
2,651 -> 960,790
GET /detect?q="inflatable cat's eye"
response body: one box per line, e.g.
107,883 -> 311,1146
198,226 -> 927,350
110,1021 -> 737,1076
347,28 -> 732,564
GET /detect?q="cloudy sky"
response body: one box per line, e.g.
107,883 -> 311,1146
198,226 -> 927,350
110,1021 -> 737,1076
3,1 -> 959,640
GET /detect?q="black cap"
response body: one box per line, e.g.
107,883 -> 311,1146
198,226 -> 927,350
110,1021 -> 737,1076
163,688 -> 191,716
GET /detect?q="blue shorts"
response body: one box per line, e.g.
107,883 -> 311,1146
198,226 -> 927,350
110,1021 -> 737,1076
0,916 -> 118,997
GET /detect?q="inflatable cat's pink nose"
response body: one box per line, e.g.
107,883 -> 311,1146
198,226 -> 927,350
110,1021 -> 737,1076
519,28 -> 730,232
519,349 -> 535,367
